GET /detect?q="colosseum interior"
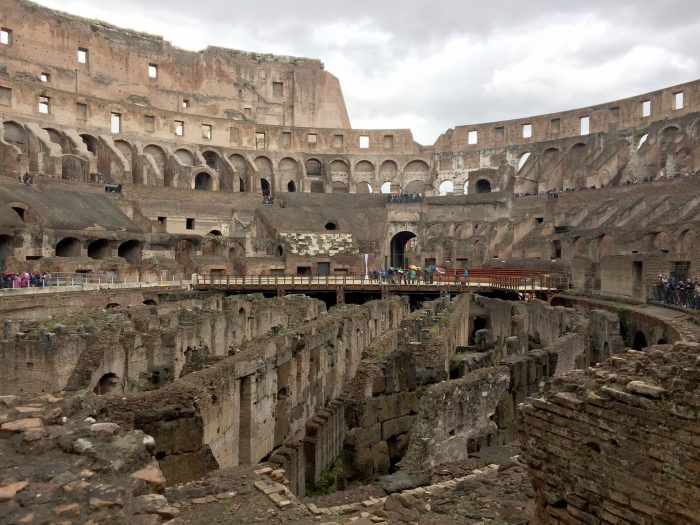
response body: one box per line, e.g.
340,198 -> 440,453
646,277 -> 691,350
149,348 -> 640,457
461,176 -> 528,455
0,1 -> 698,524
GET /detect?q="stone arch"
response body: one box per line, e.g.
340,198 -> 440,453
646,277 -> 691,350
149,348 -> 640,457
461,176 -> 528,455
80,133 -> 101,157
114,139 -> 136,178
568,142 -> 587,153
390,231 -> 417,267
56,237 -> 81,257
355,160 -> 375,179
202,150 -> 220,170
593,234 -> 614,262
229,154 -> 248,192
652,231 -> 670,253
475,179 -> 491,193
305,158 -> 323,177
87,239 -> 111,260
356,181 -> 372,193
379,160 -> 397,181
330,159 -> 349,179
144,144 -> 167,175
632,331 -> 648,351
261,178 -> 271,195
3,121 -> 27,152
255,156 -> 274,194
472,239 -> 486,263
175,148 -> 195,166
118,240 -> 142,264
438,180 -> 453,196
403,160 -> 430,176
61,155 -> 85,180
44,127 -> 68,152
332,181 -> 348,193
542,146 -> 561,160
380,181 -> 392,194
194,172 -> 213,191
517,152 -> 531,171
572,237 -> 588,257
678,229 -> 696,260
404,180 -> 425,194
94,373 -> 120,395
660,125 -> 682,143
279,157 -> 299,192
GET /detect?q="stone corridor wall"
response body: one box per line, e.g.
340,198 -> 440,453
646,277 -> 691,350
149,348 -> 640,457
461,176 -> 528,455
102,297 -> 409,486
0,292 -> 323,395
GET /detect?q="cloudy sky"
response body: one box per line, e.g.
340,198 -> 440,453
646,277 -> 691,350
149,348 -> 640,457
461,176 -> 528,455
34,0 -> 700,145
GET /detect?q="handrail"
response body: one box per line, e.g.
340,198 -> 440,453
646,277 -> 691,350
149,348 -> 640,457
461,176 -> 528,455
192,273 -> 569,291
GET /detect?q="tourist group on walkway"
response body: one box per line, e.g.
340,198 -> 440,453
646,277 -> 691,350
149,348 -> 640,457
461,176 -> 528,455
368,266 -> 468,285
651,274 -> 700,309
1,271 -> 51,289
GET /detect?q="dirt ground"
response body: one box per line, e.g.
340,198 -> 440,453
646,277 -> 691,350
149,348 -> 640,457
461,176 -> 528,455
169,446 -> 534,525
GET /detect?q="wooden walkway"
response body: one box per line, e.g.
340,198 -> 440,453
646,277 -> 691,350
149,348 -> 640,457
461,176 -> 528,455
193,273 -> 569,302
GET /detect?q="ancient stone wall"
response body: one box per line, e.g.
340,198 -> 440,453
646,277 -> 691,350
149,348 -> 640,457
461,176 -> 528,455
0,293 -> 323,395
520,341 -> 700,525
102,297 -> 409,486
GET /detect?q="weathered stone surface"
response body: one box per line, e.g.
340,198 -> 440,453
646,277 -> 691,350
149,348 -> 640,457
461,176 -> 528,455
1,418 -> 43,432
0,480 -> 28,501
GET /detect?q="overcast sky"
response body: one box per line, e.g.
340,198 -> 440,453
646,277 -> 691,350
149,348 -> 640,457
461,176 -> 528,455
34,0 -> 700,145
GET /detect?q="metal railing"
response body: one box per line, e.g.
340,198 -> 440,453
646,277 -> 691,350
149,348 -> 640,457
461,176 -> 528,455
193,273 -> 570,291
648,284 -> 700,310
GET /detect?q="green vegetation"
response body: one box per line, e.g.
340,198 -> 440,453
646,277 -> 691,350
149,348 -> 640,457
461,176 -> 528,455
306,458 -> 344,497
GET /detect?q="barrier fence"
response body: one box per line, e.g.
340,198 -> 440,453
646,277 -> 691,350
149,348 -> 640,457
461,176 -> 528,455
193,273 -> 570,292
648,284 -> 700,310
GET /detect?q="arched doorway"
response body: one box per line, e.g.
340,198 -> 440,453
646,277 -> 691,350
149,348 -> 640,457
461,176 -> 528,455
194,172 -> 213,190
438,180 -> 453,196
87,239 -> 111,260
94,373 -> 120,395
390,231 -> 417,268
118,240 -> 142,265
475,179 -> 491,193
56,237 -> 81,257
261,178 -> 271,196
287,180 -> 296,192
632,331 -> 648,351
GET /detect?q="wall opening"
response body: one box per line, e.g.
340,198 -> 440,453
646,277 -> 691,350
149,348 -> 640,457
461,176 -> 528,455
238,375 -> 253,463
118,240 -> 142,265
87,239 -> 110,260
194,172 -> 213,191
632,331 -> 648,351
287,180 -> 296,192
475,179 -> 491,193
390,231 -> 417,267
55,237 -> 81,257
94,373 -> 119,395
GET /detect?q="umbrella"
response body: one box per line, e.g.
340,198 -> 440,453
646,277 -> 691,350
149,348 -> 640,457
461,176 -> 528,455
408,264 -> 418,270
435,266 -> 446,275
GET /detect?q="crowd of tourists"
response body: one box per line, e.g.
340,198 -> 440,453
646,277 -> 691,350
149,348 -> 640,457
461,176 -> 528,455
1,271 -> 52,289
387,192 -> 424,204
650,274 -> 700,309
368,266 -> 468,285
